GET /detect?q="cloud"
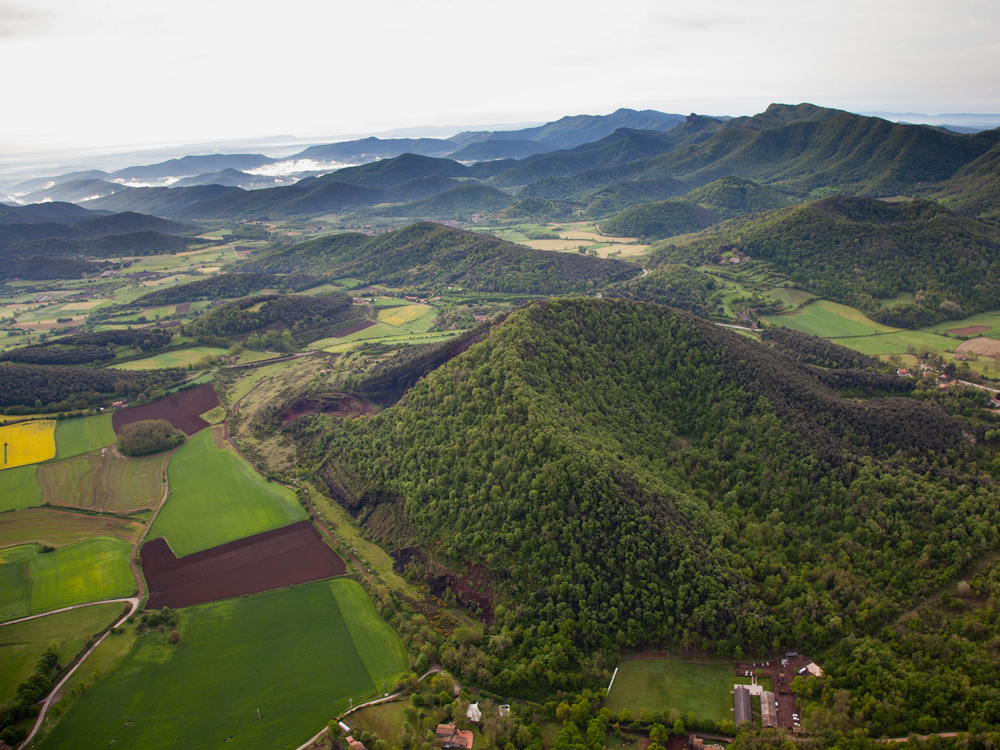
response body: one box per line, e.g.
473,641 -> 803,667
649,12 -> 756,31
0,1 -> 48,37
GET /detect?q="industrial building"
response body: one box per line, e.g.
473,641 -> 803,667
734,686 -> 752,725
761,691 -> 777,728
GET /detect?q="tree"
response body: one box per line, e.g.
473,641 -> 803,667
168,630 -> 180,645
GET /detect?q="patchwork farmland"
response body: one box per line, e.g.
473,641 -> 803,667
54,414 -> 117,460
38,446 -> 165,511
0,508 -> 144,549
112,382 -> 220,436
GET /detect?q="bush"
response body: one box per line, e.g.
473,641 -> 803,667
117,419 -> 185,456
168,630 -> 180,645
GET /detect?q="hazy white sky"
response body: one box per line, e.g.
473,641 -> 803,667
2,0 -> 999,153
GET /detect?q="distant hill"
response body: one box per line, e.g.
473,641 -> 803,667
383,175 -> 464,203
238,221 -> 639,294
315,153 -> 469,190
599,199 -> 719,239
655,196 -> 1000,327
110,154 -> 275,181
25,178 -> 128,203
290,136 -> 457,163
447,139 -> 548,161
172,169 -> 287,189
578,177 -> 691,219
81,184 -> 241,217
174,180 -> 384,220
604,263 -> 718,315
0,212 -> 193,245
684,176 -> 792,217
371,184 -> 514,218
930,139 -> 1000,221
0,255 -> 103,280
494,198 -> 575,222
0,201 -> 105,225
11,170 -> 110,194
2,231 -> 189,259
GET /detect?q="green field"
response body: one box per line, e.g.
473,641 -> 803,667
763,300 -> 899,338
331,578 -> 409,689
922,309 -> 1000,338
0,508 -> 144,550
55,415 -> 117,461
113,346 -> 228,371
0,465 -> 42,512
834,329 -> 956,357
347,701 -> 408,741
0,538 -> 135,622
147,429 -> 306,557
40,579 -> 407,750
605,658 -> 735,722
0,602 -> 123,704
38,447 -> 164,511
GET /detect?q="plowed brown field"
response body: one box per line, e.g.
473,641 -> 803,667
112,382 -> 220,436
141,521 -> 346,609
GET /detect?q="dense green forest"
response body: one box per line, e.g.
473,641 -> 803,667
651,196 -> 1000,327
1,231 -> 188,260
684,176 -> 792,217
0,255 -> 103,280
0,363 -> 185,411
599,199 -> 718,239
370,184 -> 515,218
604,264 -> 718,315
0,329 -> 173,365
239,222 -> 639,294
117,418 -> 185,456
323,298 -> 1000,701
128,272 -> 325,307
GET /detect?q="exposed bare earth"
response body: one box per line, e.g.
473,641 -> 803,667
955,337 -> 1000,357
112,382 -> 220,436
947,325 -> 992,335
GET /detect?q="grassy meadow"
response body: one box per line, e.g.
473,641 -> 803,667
147,429 -> 305,557
331,579 -> 409,690
38,447 -> 164,511
763,300 -> 899,338
0,465 -> 42,512
0,420 -> 56,470
604,658 -> 735,722
0,509 -> 143,550
113,346 -> 228,371
0,602 -> 124,704
39,579 -> 407,750
0,538 -> 134,622
54,415 -> 117,461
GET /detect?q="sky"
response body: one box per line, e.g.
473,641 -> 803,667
1,0 -> 999,155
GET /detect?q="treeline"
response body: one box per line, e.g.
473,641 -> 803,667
0,363 -> 185,412
599,199 -> 718,240
604,264 -> 718,316
129,272 -> 326,307
0,329 -> 173,365
0,256 -> 104,281
324,298 -> 1000,697
760,326 -> 882,369
654,196 -> 1000,327
182,293 -> 355,346
239,222 -> 639,295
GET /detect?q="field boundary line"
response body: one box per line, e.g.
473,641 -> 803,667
0,598 -> 135,628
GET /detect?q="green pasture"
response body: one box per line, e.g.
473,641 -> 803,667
833,330 -> 956,357
55,415 -> 117,461
112,346 -> 227,371
0,465 -> 42,512
347,701 -> 408,741
0,602 -> 123,704
763,300 -> 898,338
331,578 -> 409,688
922,309 -> 1000,338
768,287 -> 814,309
320,331 -> 462,354
40,579 -> 406,750
0,538 -> 134,622
147,429 -> 305,557
38,450 -> 165,512
604,658 -> 735,722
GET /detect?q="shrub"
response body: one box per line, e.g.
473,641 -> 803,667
168,630 -> 181,645
117,419 -> 185,456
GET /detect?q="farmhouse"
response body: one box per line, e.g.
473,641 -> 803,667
760,691 -> 777,728
435,724 -> 474,750
345,736 -> 366,750
734,686 -> 752,725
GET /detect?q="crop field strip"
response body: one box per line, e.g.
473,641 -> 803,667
330,578 -> 409,688
38,446 -> 165,511
146,428 -> 306,557
113,346 -> 228,371
54,415 -> 117,461
0,465 -> 42,512
0,602 -> 123,704
0,508 -> 144,549
604,657 -> 735,722
377,304 -> 433,327
142,520 -> 346,609
0,420 -> 56,470
39,580 -> 407,750
0,538 -> 134,622
112,382 -> 220,436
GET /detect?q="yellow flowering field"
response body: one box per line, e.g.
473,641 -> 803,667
0,420 -> 56,470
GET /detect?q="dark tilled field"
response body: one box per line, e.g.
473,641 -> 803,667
142,521 -> 347,609
112,382 -> 220,436
331,319 -> 377,338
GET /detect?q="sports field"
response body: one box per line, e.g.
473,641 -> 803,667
0,464 -> 42,512
604,658 -> 734,722
0,538 -> 134,622
763,300 -> 898,338
0,508 -> 143,550
0,420 -> 56,470
38,447 -> 165,511
54,415 -> 117,460
146,429 -> 306,557
0,602 -> 123,704
40,579 -> 407,750
113,346 -> 228,371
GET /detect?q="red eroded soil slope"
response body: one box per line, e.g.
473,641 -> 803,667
141,521 -> 347,608
112,382 -> 220,436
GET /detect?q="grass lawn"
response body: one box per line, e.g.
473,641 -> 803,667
763,300 -> 899,338
0,602 -> 124,704
331,578 -> 409,690
0,508 -> 144,549
0,465 -> 42,512
113,346 -> 228,371
147,429 -> 305,557
0,538 -> 135,622
54,415 -> 117,461
0,420 -> 56,470
39,447 -> 165,512
605,658 -> 734,723
39,579 -> 406,750
347,701 -> 407,740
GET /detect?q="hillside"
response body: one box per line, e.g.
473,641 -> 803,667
174,180 -> 384,219
0,255 -> 103,280
325,297 -> 993,695
447,139 -> 547,161
238,222 -> 638,293
371,184 -> 513,218
290,136 -> 457,163
0,202 -> 103,225
84,184 -> 242,217
109,153 -> 275,181
653,196 -> 1000,327
578,177 -> 691,218
684,176 -> 792,217
603,264 -> 719,314
315,153 -> 469,190
599,199 -> 718,239
3,231 -> 189,259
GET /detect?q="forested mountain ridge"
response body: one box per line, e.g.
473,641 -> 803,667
651,196 -> 1000,327
238,222 -> 638,294
324,297 -> 999,697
